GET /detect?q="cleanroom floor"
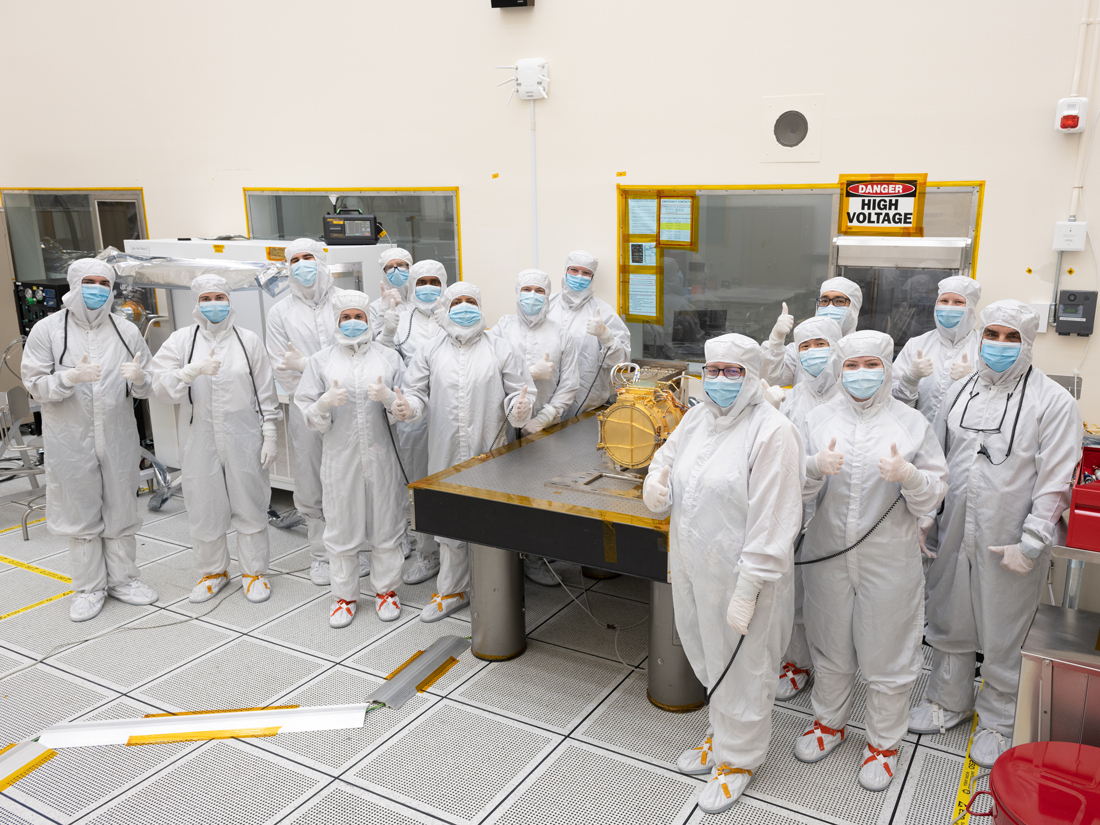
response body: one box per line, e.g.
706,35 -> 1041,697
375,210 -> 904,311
0,483 -> 984,825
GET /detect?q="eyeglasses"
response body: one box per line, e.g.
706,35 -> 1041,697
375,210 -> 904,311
818,296 -> 851,307
566,267 -> 592,278
383,264 -> 410,275
703,365 -> 745,379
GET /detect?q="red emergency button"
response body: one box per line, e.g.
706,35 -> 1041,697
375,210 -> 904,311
1062,114 -> 1081,129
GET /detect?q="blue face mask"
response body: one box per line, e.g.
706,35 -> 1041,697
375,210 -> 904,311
291,260 -> 317,286
842,368 -> 884,400
799,347 -> 831,377
519,292 -> 546,316
816,305 -> 849,325
385,265 -> 410,288
980,341 -> 1021,373
449,304 -> 482,328
199,301 -> 230,324
81,284 -> 111,310
414,284 -> 442,304
704,376 -> 743,408
565,272 -> 592,293
340,319 -> 369,339
935,307 -> 966,329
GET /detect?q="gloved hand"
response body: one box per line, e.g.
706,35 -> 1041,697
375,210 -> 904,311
586,317 -> 615,347
391,386 -> 412,421
809,438 -> 844,478
180,355 -> 221,384
382,296 -> 400,335
379,280 -> 403,308
530,352 -> 554,381
281,343 -> 307,373
879,442 -> 922,489
762,379 -> 785,410
726,572 -> 763,635
367,374 -> 397,407
643,465 -> 670,511
62,354 -> 101,386
119,354 -> 145,384
990,544 -> 1035,577
522,406 -> 557,436
950,353 -> 974,382
315,379 -> 348,413
904,349 -> 934,385
768,302 -> 794,347
260,421 -> 277,470
511,386 -> 532,421
918,515 -> 936,559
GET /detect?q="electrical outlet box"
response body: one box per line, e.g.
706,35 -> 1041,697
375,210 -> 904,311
1054,221 -> 1088,251
1057,97 -> 1089,132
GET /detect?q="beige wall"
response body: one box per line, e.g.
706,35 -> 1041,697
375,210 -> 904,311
2,0 -> 1098,420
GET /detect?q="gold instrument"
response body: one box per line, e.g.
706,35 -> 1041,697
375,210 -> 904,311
597,363 -> 687,470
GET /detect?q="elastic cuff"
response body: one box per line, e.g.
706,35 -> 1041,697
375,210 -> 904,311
805,454 -> 823,480
313,400 -> 331,415
1020,532 -> 1047,560
58,370 -> 74,388
900,467 -> 925,491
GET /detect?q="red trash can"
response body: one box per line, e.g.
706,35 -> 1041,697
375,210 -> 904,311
967,741 -> 1100,823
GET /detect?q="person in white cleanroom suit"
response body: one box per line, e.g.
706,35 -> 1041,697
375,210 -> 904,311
488,268 -> 581,586
892,275 -> 983,423
375,260 -> 446,586
399,282 -> 533,622
370,247 -> 414,333
546,250 -> 630,420
21,259 -> 159,622
762,276 -> 864,388
266,238 -> 366,586
642,334 -> 804,814
794,330 -> 947,792
150,274 -> 281,605
911,300 -> 1082,768
295,291 -> 408,628
769,316 -> 844,701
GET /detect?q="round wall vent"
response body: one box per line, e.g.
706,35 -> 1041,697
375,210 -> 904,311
774,110 -> 809,147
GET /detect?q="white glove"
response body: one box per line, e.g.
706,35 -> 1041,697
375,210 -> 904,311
260,421 -> 277,470
990,543 -> 1035,577
586,317 -> 615,347
61,354 -> 101,386
391,386 -> 412,421
119,354 -> 145,384
761,379 -> 785,410
809,437 -> 844,478
382,296 -> 400,335
904,349 -> 934,385
643,465 -> 670,511
314,379 -> 348,413
522,406 -> 557,436
879,442 -> 922,489
180,355 -> 221,384
367,374 -> 397,407
379,280 -> 403,308
511,386 -> 532,421
726,572 -> 763,636
281,343 -> 307,373
918,515 -> 936,559
529,352 -> 554,381
768,302 -> 794,347
950,353 -> 974,382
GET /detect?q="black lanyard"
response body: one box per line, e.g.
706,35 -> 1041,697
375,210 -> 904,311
945,366 -> 1032,466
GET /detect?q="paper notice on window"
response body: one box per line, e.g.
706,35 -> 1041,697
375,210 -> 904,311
629,272 -> 657,317
629,199 -> 658,235
629,242 -> 656,267
659,198 -> 693,243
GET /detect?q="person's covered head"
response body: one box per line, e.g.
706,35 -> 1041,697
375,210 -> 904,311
438,282 -> 485,344
332,290 -> 372,346
380,247 -> 414,292
934,275 -> 982,344
515,268 -> 551,328
191,274 -> 233,328
794,316 -> 843,385
978,300 -> 1039,385
409,260 -> 446,314
836,330 -> 895,411
285,238 -> 332,302
560,250 -> 598,308
815,276 -> 864,335
64,259 -> 117,323
701,333 -> 762,418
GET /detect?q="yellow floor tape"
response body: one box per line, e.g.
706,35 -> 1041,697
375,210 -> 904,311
0,555 -> 71,584
0,590 -> 73,621
0,518 -> 45,535
951,711 -> 982,824
0,742 -> 57,792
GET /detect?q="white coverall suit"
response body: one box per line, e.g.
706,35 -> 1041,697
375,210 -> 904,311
644,334 -> 805,774
21,260 -> 154,595
151,278 -> 282,586
369,246 -> 414,333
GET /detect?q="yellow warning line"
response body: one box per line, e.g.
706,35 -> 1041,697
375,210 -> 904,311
0,748 -> 56,791
126,726 -> 281,746
0,555 -> 71,584
0,590 -> 73,621
0,518 -> 45,535
951,711 -> 982,824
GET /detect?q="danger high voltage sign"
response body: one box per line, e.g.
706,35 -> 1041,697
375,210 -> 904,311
838,173 -> 927,237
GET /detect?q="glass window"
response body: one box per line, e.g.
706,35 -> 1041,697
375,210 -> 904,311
246,189 -> 461,285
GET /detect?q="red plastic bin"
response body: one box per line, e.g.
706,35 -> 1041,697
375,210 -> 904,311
1068,445 -> 1100,553
967,741 -> 1100,824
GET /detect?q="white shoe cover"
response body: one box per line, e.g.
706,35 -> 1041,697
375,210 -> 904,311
676,730 -> 714,775
775,662 -> 811,701
697,765 -> 752,814
70,591 -> 105,622
523,558 -> 558,587
243,574 -> 271,603
969,727 -> 1009,768
309,560 -> 330,587
189,571 -> 229,604
794,720 -> 846,763
857,744 -> 898,792
402,550 -> 440,585
330,598 -> 356,629
420,591 -> 469,623
908,699 -> 970,735
376,591 -> 401,622
108,580 -> 158,606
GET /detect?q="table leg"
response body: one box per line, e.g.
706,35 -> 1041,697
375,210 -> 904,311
1064,558 -> 1085,610
469,543 -> 526,661
647,580 -> 705,712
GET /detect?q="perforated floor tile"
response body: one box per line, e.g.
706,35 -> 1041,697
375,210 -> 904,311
5,698 -> 200,823
522,578 -> 583,633
281,781 -> 439,825
169,570 -> 323,632
573,670 -> 710,770
253,595 -> 415,662
348,701 -> 560,825
134,511 -> 195,548
0,596 -> 157,659
345,616 -> 484,695
483,741 -> 698,825
133,548 -> 210,606
51,611 -> 236,692
0,800 -> 54,825
0,649 -> 32,679
907,670 -> 979,756
0,525 -> 68,564
133,636 -> 328,713
269,546 -> 317,579
528,591 -> 649,666
685,797 -> 832,824
0,567 -> 70,618
893,746 -> 989,824
81,741 -> 327,825
589,573 -> 651,603
250,666 -> 436,775
452,640 -> 629,733
395,563 -> 443,610
0,665 -> 116,744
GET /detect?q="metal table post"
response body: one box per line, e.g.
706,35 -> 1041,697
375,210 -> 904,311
469,543 -> 526,661
647,581 -> 705,711
1054,546 -> 1096,609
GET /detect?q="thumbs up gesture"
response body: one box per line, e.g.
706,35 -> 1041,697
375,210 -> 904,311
391,386 -> 412,421
906,348 -> 934,383
383,295 -> 401,335
814,437 -> 844,477
64,353 -> 102,385
282,342 -> 307,373
511,385 -> 532,421
120,353 -> 145,383
879,441 -> 917,484
643,464 -> 671,511
367,374 -> 397,406
950,352 -> 974,381
529,352 -> 553,381
317,378 -> 348,413
769,302 -> 794,346
379,280 -> 402,308
761,378 -> 785,409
